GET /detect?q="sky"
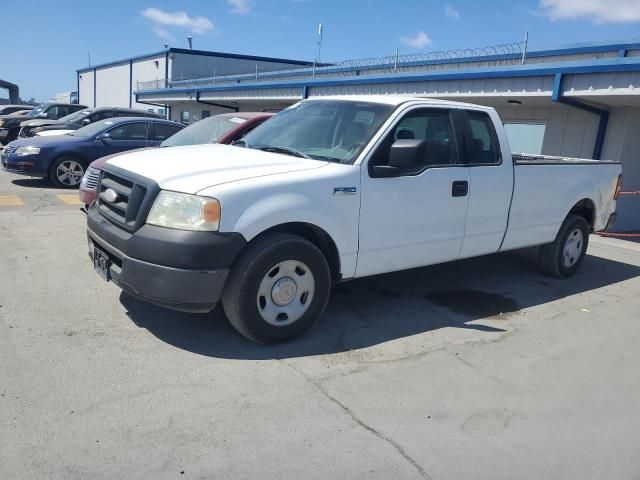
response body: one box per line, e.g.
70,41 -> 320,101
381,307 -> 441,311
2,0 -> 640,102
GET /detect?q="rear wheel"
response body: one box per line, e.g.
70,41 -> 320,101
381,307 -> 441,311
49,156 -> 85,188
222,232 -> 331,344
540,214 -> 589,278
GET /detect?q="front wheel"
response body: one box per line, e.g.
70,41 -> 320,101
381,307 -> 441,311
222,232 -> 332,344
539,214 -> 590,278
49,156 -> 85,188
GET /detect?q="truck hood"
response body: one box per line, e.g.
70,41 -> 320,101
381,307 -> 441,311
106,144 -> 329,194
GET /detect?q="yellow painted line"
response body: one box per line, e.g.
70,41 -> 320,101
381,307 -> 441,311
56,194 -> 83,205
0,195 -> 24,206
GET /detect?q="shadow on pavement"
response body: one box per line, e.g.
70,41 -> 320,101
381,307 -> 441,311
11,178 -> 65,189
121,249 -> 640,360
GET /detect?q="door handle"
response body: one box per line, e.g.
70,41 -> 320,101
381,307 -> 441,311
452,180 -> 468,197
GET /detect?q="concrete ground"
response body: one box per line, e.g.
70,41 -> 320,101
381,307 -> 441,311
1,170 -> 640,480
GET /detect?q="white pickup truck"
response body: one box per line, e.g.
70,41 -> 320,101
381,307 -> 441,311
86,96 -> 622,343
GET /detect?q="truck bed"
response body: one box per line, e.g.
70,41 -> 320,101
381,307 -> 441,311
512,153 -> 621,166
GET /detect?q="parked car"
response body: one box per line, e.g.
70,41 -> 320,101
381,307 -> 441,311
0,104 -> 34,116
1,117 -> 183,187
0,102 -> 87,145
78,111 -> 273,205
86,96 -> 621,343
19,107 -> 165,138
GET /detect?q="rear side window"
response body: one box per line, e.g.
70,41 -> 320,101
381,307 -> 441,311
108,122 -> 147,140
464,111 -> 500,164
151,123 -> 182,141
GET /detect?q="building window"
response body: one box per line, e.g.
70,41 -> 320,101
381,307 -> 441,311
504,123 -> 546,154
180,111 -> 190,124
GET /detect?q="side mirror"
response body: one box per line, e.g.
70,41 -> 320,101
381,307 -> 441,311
82,118 -> 91,125
388,139 -> 425,169
40,113 -> 49,119
98,132 -> 111,142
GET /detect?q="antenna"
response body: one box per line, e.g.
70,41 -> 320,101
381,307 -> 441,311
87,51 -> 91,67
316,23 -> 323,64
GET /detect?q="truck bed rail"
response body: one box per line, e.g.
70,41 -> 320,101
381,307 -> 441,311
512,153 -> 621,165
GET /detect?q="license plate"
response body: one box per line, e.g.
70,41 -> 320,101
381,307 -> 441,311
93,246 -> 111,282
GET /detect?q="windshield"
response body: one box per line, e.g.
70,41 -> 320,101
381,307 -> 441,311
60,109 -> 92,123
160,115 -> 244,147
27,104 -> 47,117
69,119 -> 116,137
240,100 -> 394,164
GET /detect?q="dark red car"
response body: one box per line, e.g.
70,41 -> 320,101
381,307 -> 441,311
78,112 -> 274,205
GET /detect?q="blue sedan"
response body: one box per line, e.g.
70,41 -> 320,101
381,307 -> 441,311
1,117 -> 183,187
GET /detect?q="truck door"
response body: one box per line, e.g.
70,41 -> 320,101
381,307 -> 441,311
457,109 -> 513,258
356,107 -> 470,277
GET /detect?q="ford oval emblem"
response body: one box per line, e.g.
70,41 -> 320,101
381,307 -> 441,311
102,188 -> 119,203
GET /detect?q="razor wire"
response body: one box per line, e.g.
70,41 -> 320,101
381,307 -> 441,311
136,40 -> 525,91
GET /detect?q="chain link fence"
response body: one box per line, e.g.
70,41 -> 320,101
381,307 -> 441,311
137,41 -> 525,92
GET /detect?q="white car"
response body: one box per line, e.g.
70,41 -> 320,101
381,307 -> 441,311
86,96 -> 622,343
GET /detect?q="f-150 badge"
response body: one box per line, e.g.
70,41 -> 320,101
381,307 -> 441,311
333,187 -> 357,196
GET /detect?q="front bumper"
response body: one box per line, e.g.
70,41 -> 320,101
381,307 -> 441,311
1,153 -> 40,176
87,202 -> 246,313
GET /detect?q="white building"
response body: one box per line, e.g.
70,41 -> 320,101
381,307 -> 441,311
79,41 -> 640,231
77,47 -> 315,121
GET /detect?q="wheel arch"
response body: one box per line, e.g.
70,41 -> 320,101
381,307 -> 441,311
567,198 -> 596,232
244,222 -> 342,282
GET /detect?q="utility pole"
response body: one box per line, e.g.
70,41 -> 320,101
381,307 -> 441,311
317,23 -> 323,64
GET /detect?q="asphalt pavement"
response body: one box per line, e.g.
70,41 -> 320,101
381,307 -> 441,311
1,168 -> 640,479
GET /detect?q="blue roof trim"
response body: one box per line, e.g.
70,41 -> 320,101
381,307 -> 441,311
168,47 -> 314,65
78,48 -> 314,73
136,56 -> 640,97
526,41 -> 640,58
77,40 -> 640,74
78,50 -> 168,73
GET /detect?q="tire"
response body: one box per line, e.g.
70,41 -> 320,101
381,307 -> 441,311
539,214 -> 590,278
222,232 -> 332,344
49,156 -> 85,188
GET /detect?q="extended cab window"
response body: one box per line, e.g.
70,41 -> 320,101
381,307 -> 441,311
107,122 -> 147,140
93,111 -> 114,121
370,108 -> 459,175
46,106 -> 60,119
464,111 -> 500,164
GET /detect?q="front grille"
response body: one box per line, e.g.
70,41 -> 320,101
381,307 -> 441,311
18,127 -> 31,138
97,169 -> 156,232
3,145 -> 17,155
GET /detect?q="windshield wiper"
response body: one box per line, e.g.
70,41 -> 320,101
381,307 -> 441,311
232,139 -> 248,147
256,145 -> 311,159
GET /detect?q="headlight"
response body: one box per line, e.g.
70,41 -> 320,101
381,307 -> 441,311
15,146 -> 41,156
0,120 -> 4,127
146,191 -> 221,231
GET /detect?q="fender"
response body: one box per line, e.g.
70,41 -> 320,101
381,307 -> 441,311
222,192 -> 359,278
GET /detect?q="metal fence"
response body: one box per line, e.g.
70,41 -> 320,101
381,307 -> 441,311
136,40 -> 525,92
